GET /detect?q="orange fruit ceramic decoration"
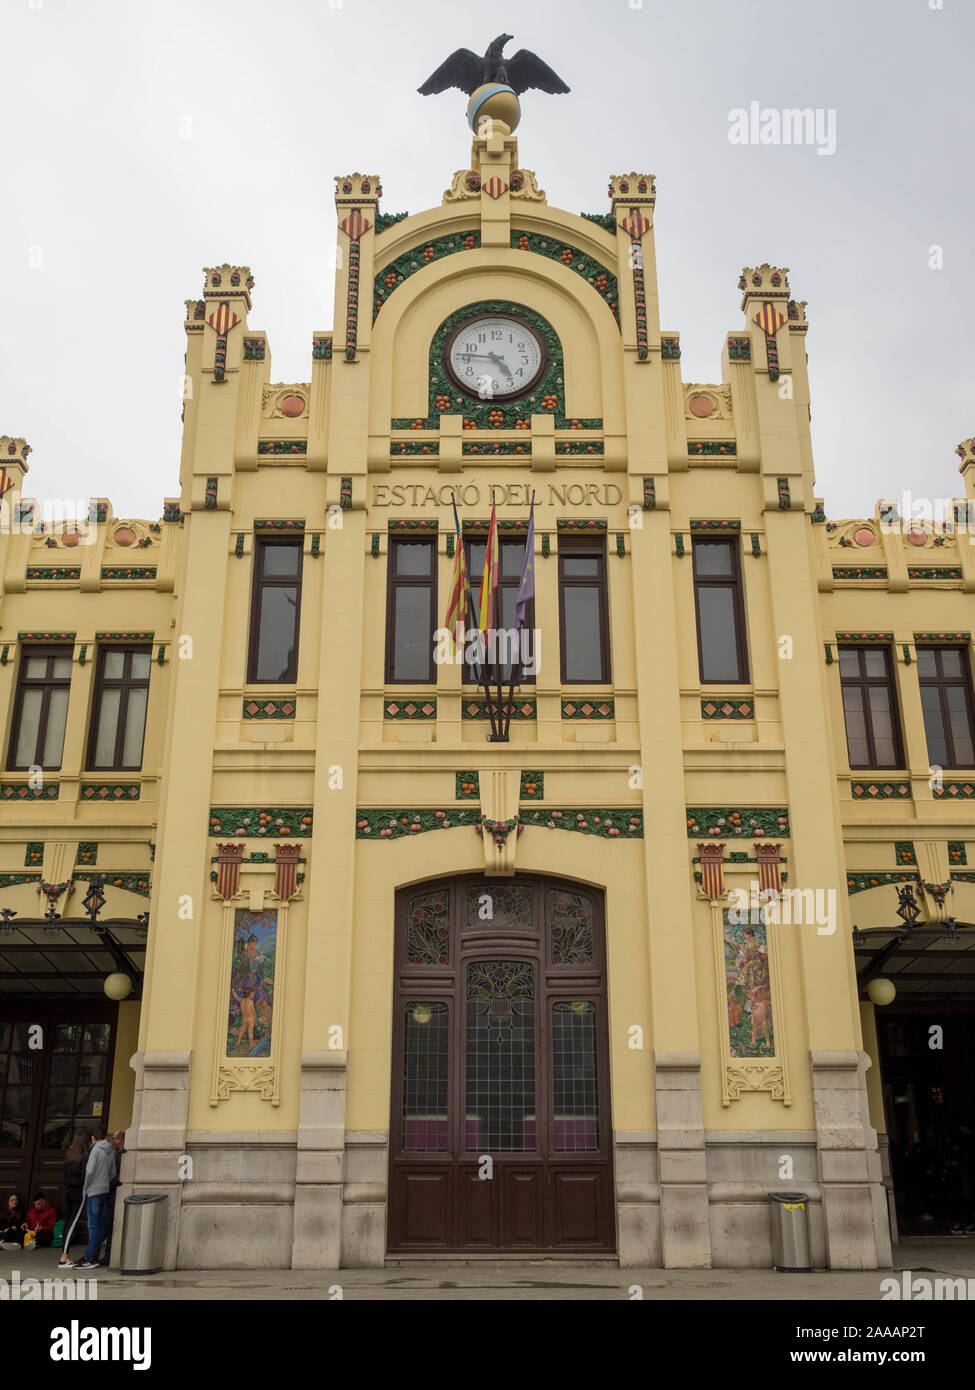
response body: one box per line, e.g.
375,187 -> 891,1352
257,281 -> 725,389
906,529 -> 928,546
61,530 -> 83,547
114,527 -> 135,547
854,527 -> 875,547
280,395 -> 305,418
688,394 -> 714,418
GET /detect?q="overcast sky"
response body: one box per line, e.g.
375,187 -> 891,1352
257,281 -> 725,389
1,0 -> 971,521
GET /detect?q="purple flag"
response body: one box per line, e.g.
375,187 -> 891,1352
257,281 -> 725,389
513,501 -> 535,635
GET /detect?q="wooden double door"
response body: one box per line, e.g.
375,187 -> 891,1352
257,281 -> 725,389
0,1003 -> 118,1217
388,875 -> 615,1253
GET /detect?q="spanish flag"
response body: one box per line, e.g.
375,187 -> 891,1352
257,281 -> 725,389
444,498 -> 468,651
478,503 -> 499,632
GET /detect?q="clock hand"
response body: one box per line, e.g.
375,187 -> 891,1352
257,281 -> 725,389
487,352 -> 512,377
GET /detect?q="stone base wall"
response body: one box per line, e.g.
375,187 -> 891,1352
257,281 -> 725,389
118,1052 -> 894,1271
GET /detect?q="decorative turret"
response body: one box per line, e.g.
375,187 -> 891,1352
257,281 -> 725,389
738,264 -> 790,304
334,176 -> 383,363
334,174 -> 382,204
608,173 -> 656,215
0,436 -> 31,506
194,265 -> 254,383
956,437 -> 975,499
739,265 -> 792,383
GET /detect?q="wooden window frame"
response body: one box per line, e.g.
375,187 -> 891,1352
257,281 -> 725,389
917,644 -> 975,769
462,534 -> 537,685
86,645 -> 152,772
838,644 -> 905,770
7,645 -> 73,771
246,537 -> 304,686
385,535 -> 438,685
557,535 -> 611,686
692,537 -> 750,685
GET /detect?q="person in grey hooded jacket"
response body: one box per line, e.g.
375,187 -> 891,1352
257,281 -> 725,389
67,1128 -> 115,1269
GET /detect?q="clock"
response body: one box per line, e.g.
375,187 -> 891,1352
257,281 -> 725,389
443,313 -> 547,402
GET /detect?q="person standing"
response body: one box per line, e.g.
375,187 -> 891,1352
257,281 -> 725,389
100,1129 -> 127,1266
58,1127 -> 91,1266
65,1128 -> 114,1271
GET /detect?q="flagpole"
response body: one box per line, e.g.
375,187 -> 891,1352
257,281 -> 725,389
450,490 -> 498,736
501,491 -> 535,741
489,570 -> 508,741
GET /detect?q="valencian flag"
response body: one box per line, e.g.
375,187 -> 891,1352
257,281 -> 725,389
513,498 -> 535,651
0,467 -> 14,502
274,842 -> 302,901
444,498 -> 469,651
478,503 -> 499,632
216,842 -> 244,901
698,842 -> 726,901
755,842 -> 783,896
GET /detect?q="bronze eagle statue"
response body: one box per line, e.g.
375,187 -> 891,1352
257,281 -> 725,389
418,34 -> 569,96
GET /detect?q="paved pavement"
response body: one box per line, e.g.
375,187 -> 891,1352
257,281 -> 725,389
2,1238 -> 974,1299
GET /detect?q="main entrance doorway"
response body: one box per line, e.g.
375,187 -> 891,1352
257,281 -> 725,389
876,1002 -> 975,1236
388,874 -> 615,1253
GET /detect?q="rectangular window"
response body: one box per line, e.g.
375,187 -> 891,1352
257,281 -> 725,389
247,538 -> 303,684
692,538 -> 749,683
87,647 -> 152,771
558,537 -> 610,684
8,646 -> 73,770
465,536 -> 536,684
838,646 -> 904,769
917,645 -> 975,768
386,537 -> 437,684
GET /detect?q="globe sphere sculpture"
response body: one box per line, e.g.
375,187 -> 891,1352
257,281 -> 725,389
467,83 -> 521,134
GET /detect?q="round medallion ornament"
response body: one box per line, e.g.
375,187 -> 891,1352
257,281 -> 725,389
688,394 -> 714,418
62,531 -> 83,547
467,83 -> 521,133
114,527 -> 135,547
853,527 -> 875,547
279,394 -> 305,418
906,530 -> 928,547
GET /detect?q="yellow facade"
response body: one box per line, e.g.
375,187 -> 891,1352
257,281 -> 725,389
2,117 -> 974,1270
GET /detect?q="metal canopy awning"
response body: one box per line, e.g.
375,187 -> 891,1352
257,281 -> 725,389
854,882 -> 975,1000
0,875 -> 148,998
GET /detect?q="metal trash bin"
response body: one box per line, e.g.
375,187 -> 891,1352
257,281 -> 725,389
768,1190 -> 811,1272
119,1194 -> 168,1275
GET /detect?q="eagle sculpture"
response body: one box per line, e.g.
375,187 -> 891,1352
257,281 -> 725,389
418,33 -> 569,97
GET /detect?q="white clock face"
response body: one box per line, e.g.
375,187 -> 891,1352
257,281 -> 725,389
445,315 -> 545,400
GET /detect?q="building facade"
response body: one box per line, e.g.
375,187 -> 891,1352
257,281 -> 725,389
3,112 -> 975,1271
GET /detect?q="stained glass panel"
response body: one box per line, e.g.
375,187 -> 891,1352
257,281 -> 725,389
465,883 -> 533,930
549,889 -> 594,965
402,1002 -> 449,1151
552,1002 -> 600,1151
406,888 -> 450,965
465,961 -> 535,1152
